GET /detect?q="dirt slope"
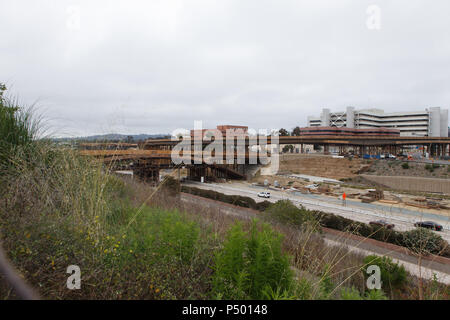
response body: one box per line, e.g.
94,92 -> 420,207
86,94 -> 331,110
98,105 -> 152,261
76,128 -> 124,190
279,154 -> 366,180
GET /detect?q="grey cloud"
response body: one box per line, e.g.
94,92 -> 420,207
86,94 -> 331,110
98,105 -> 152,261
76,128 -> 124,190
1,0 -> 449,137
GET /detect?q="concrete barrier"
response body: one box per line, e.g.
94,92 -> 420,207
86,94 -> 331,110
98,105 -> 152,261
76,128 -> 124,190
361,174 -> 450,194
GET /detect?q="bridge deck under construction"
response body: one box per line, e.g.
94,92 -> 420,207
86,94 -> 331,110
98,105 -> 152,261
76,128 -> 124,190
79,134 -> 450,182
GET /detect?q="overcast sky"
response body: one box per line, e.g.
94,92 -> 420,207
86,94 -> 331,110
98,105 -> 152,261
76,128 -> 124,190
1,0 -> 450,137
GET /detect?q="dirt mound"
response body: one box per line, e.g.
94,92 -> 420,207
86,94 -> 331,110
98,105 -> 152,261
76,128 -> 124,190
366,160 -> 450,179
279,155 -> 366,180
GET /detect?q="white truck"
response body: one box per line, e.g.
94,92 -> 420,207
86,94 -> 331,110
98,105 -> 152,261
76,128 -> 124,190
257,191 -> 271,198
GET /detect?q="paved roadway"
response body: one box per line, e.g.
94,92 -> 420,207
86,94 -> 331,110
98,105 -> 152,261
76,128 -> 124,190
181,191 -> 450,284
184,181 -> 450,243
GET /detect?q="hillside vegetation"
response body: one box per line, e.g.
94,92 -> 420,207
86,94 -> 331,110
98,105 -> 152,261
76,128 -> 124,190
0,85 -> 448,300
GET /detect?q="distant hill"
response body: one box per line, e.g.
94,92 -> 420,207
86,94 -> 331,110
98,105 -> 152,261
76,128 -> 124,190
54,133 -> 170,142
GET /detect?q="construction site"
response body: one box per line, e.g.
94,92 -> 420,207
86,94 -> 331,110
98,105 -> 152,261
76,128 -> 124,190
78,124 -> 450,222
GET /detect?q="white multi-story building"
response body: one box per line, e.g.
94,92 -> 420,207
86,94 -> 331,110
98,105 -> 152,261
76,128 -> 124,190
307,107 -> 449,137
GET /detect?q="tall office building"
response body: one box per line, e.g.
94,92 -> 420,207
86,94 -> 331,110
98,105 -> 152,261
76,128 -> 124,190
307,107 -> 449,137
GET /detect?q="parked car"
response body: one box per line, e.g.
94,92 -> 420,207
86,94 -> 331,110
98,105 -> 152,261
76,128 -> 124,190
414,221 -> 443,231
369,220 -> 395,229
257,191 -> 270,198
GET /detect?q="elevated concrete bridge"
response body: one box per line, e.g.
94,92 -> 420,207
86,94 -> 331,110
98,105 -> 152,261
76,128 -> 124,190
80,134 -> 450,182
143,135 -> 450,156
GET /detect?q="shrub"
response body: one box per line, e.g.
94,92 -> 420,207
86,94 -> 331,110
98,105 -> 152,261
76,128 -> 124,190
317,211 -> 355,231
255,200 -> 272,211
282,145 -> 294,153
264,200 -> 317,229
340,287 -> 363,300
401,228 -> 446,256
340,287 -> 388,300
124,207 -> 201,265
181,186 -> 264,210
212,220 -> 294,299
362,255 -> 407,293
0,84 -> 41,171
401,163 -> 409,169
364,289 -> 388,300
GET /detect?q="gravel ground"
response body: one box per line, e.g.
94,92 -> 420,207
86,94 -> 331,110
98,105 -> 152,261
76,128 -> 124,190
366,159 -> 450,179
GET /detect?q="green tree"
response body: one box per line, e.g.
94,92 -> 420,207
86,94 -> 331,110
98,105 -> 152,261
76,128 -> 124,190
282,144 -> 294,153
278,128 -> 290,136
291,126 -> 301,136
264,200 -> 317,229
212,220 -> 294,299
362,255 -> 407,293
402,228 -> 446,256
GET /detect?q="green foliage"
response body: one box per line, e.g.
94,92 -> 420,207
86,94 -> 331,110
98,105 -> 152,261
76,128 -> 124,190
401,162 -> 409,169
0,85 -> 41,170
261,286 -> 296,300
362,255 -> 407,292
264,200 -> 317,229
121,207 -> 201,265
423,273 -> 450,300
364,289 -> 388,300
212,220 -> 294,299
402,228 -> 446,256
282,145 -> 294,153
292,278 -> 314,300
318,264 -> 335,299
291,126 -> 301,136
0,83 -> 6,97
256,200 -> 272,211
424,164 -> 439,172
181,186 -> 269,211
340,287 -> 364,300
315,210 -> 443,255
340,286 -> 388,300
